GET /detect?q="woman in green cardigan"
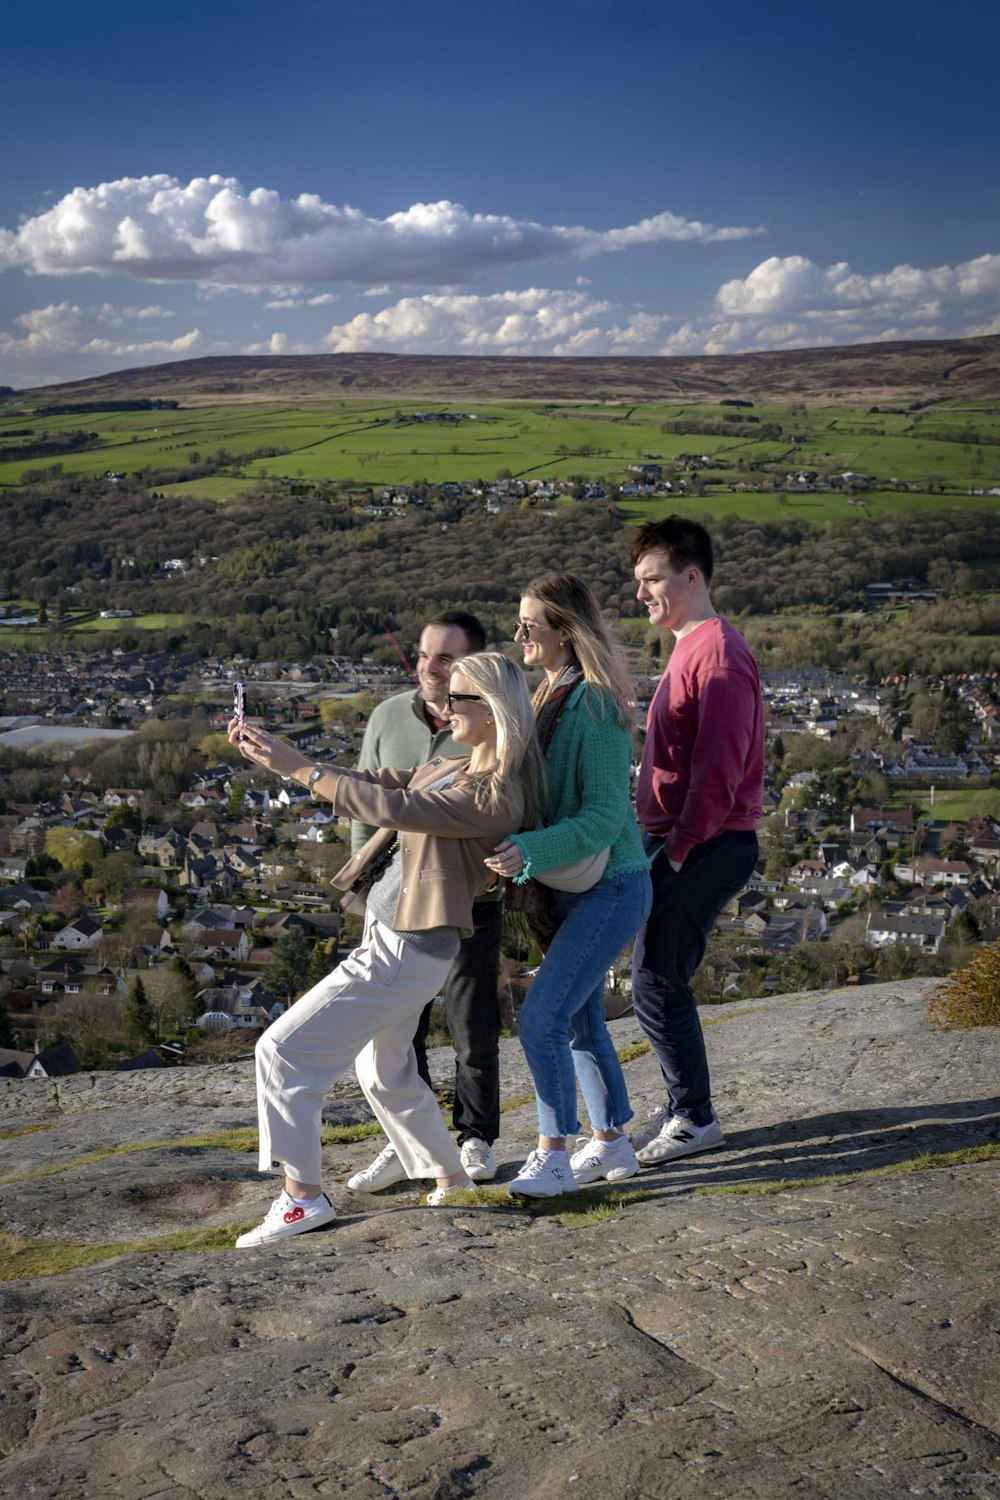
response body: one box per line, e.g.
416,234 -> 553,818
486,574 -> 652,1197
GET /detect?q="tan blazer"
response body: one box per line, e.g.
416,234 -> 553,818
328,756 -> 522,939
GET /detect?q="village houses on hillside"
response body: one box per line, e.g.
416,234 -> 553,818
2,643 -> 999,1054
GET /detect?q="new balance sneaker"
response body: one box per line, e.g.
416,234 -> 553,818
460,1138 -> 497,1183
636,1110 -> 725,1166
508,1148 -> 574,1198
426,1177 -> 474,1206
569,1134 -> 640,1184
235,1190 -> 336,1248
629,1102 -> 671,1151
346,1144 -> 408,1193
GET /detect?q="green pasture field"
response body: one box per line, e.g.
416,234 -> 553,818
899,789 -> 988,822
0,401 -> 403,485
156,476 -> 259,502
69,613 -> 187,632
791,433 -> 997,485
2,396 -> 999,498
617,490 -> 1000,527
911,405 -> 1000,429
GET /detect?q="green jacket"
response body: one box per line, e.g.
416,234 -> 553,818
509,683 -> 648,882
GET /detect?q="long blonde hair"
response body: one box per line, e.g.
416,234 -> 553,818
523,572 -> 635,729
452,652 -> 542,827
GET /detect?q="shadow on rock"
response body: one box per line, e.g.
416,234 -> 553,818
636,1095 -> 1000,1191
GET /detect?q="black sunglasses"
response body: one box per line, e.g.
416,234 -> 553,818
514,620 -> 539,637
446,692 -> 483,710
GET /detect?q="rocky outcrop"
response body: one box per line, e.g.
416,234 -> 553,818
1,977 -> 997,1499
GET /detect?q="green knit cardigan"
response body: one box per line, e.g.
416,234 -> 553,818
510,682 -> 649,883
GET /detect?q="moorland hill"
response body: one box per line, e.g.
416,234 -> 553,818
19,333 -> 1000,408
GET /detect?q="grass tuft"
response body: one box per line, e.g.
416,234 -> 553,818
423,1182 -> 658,1226
543,1187 -> 658,1227
0,1224 -> 248,1283
322,1122 -> 385,1144
692,1141 -> 1000,1198
615,1041 -> 652,1065
0,1120 -> 384,1188
0,1122 -> 56,1142
499,1092 -> 537,1114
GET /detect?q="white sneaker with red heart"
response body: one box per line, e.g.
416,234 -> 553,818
235,1189 -> 337,1247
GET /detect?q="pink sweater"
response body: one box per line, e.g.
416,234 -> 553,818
636,616 -> 765,865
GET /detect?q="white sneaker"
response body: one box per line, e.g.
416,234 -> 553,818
346,1144 -> 408,1192
426,1176 -> 474,1206
569,1134 -> 640,1184
630,1103 -> 670,1150
636,1111 -> 725,1166
508,1148 -> 574,1198
460,1138 -> 497,1182
235,1190 -> 336,1248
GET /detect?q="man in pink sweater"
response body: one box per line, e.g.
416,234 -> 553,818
628,516 -> 764,1165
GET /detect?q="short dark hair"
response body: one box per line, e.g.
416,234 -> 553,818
426,610 -> 487,653
629,515 -> 714,583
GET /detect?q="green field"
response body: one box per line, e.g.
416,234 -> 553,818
905,789 -> 991,822
617,489 -> 999,526
156,476 -> 260,502
2,396 -> 1000,508
69,613 -> 188,633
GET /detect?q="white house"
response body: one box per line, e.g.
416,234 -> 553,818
124,888 -> 171,921
51,914 -> 104,951
103,788 -> 143,807
831,859 -> 882,890
865,912 -> 946,953
187,929 -> 251,962
893,857 -> 974,888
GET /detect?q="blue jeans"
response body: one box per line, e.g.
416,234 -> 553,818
518,868 -> 653,1138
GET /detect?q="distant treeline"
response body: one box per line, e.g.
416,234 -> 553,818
659,417 -> 785,441
37,399 -> 181,416
0,430 -> 98,463
3,466 -> 999,675
923,428 -> 1000,447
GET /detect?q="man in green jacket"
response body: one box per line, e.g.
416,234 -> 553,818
347,610 -> 504,1189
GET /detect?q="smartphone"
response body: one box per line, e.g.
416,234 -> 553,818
233,681 -> 247,733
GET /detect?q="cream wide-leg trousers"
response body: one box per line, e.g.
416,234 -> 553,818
254,911 -> 461,1187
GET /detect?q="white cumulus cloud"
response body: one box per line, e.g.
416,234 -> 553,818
323,288 -> 670,356
0,174 -> 762,289
241,332 -> 296,355
661,250 -> 1000,354
0,301 -> 199,358
0,301 -> 202,384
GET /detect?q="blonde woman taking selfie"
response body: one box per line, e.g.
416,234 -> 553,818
228,653 -> 539,1246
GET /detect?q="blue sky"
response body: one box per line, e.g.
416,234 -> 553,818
3,0 -> 999,386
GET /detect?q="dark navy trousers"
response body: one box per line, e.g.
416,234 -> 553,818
412,895 -> 504,1144
631,830 -> 759,1125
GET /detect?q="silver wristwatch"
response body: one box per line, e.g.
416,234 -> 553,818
306,765 -> 325,797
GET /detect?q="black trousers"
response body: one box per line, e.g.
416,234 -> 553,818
631,831 -> 759,1125
413,896 -> 504,1145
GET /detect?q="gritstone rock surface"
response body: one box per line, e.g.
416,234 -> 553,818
1,977 -> 997,1499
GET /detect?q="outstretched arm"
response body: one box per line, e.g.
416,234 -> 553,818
229,719 -> 511,839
